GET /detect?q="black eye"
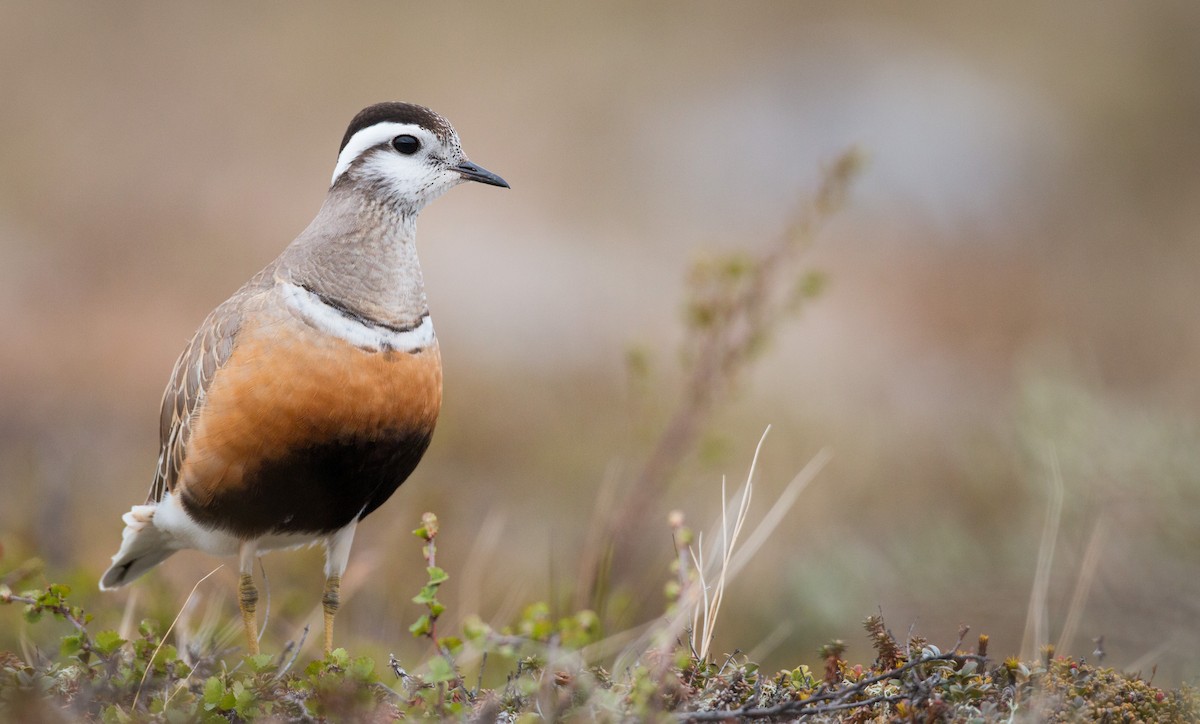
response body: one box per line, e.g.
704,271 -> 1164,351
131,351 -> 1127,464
391,134 -> 420,155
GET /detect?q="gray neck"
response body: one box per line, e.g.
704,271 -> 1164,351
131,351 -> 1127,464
277,187 -> 428,329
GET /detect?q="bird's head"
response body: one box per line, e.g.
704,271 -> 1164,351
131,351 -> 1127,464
330,102 -> 508,213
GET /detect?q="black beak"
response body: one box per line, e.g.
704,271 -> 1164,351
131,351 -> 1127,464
454,160 -> 509,188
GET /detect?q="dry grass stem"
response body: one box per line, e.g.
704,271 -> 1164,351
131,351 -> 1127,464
689,427 -> 765,661
1021,445 -> 1065,661
135,564 -> 223,710
727,447 -> 830,577
614,429 -> 823,672
1056,515 -> 1108,655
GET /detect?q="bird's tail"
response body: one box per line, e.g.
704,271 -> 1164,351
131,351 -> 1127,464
99,504 -> 178,590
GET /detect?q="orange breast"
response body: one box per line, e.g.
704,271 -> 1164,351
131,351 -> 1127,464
178,314 -> 442,536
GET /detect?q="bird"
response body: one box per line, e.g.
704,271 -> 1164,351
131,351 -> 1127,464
99,102 -> 509,656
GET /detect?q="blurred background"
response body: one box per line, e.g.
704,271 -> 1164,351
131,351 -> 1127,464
2,2 -> 1199,684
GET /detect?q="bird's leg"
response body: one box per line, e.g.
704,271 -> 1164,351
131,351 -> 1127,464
322,574 -> 340,655
238,540 -> 260,656
322,520 -> 358,656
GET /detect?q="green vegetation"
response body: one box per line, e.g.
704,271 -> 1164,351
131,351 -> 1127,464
3,524 -> 1197,722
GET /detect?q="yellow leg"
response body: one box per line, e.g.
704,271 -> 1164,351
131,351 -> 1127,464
322,522 -> 357,656
239,572 -> 260,656
322,574 -> 341,655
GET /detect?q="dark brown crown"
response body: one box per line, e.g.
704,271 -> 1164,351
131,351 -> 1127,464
338,102 -> 455,152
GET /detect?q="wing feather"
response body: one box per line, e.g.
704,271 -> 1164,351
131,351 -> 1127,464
146,268 -> 274,503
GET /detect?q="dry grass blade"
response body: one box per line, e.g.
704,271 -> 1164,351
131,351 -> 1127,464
727,447 -> 830,577
1021,445 -> 1064,661
690,440 -> 831,661
1056,515 -> 1108,655
135,564 -> 223,710
613,430 -> 825,672
691,427 -> 765,661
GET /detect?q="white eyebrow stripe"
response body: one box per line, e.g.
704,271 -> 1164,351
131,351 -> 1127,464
331,122 -> 419,185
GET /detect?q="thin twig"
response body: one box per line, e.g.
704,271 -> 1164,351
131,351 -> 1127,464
475,651 -> 487,698
275,624 -> 309,680
715,649 -> 742,678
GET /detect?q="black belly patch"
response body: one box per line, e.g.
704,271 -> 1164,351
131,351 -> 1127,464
182,428 -> 434,537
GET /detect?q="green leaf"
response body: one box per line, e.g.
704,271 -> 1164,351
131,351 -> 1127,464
154,645 -> 179,673
426,656 -> 456,684
245,653 -> 274,673
329,647 -> 350,668
199,711 -> 229,724
426,566 -> 449,585
139,619 -> 161,639
101,704 -> 134,724
60,633 -> 83,657
232,680 -> 257,718
409,614 -> 431,637
94,630 -> 126,656
349,656 -> 375,681
202,677 -> 225,710
412,585 -> 438,605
